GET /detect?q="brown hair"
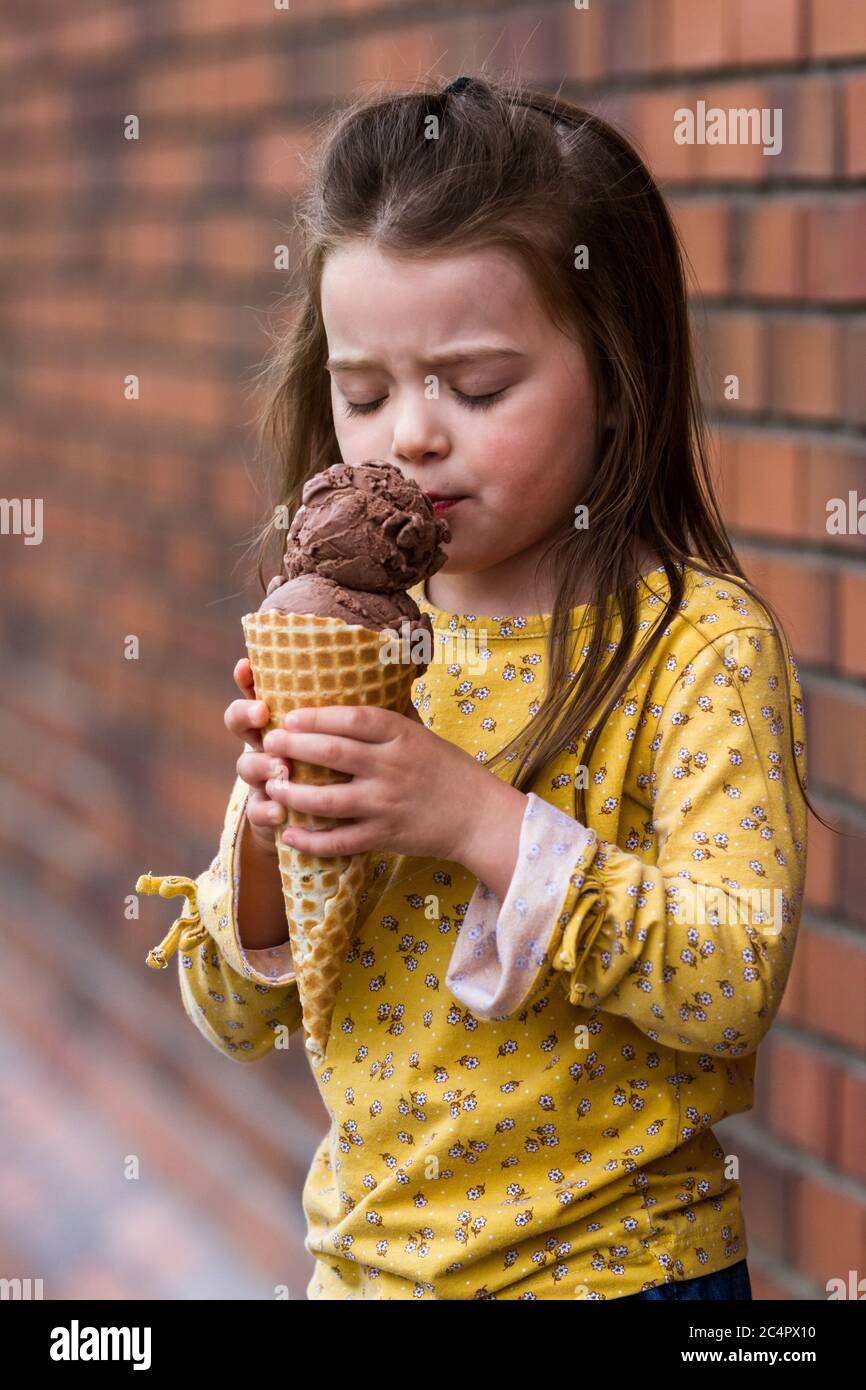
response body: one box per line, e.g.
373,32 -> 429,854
244,70 -> 840,835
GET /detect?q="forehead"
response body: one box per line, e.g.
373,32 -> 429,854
320,241 -> 546,348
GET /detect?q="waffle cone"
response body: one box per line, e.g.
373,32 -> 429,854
241,609 -> 419,1062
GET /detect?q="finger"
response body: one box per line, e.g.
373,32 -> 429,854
233,658 -> 256,696
225,697 -> 269,737
225,697 -> 270,753
261,728 -> 369,776
266,574 -> 284,595
237,749 -> 291,787
279,819 -> 364,858
270,704 -> 393,742
247,786 -> 287,827
265,775 -> 359,820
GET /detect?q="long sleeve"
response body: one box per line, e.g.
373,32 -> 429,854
141,774 -> 304,1063
446,625 -> 808,1057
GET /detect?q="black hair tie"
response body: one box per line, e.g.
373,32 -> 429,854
443,75 -> 475,95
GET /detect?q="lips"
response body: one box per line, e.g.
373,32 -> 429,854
429,497 -> 465,515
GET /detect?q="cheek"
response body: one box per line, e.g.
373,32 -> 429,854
330,396 -> 380,457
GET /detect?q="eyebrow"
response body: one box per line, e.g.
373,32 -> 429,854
324,346 -> 526,372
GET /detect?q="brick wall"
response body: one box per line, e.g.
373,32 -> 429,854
0,0 -> 863,1300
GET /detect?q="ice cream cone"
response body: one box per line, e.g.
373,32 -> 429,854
241,609 -> 420,1063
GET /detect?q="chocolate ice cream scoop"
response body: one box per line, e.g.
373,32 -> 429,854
258,461 -> 450,683
260,573 -> 434,644
283,460 -> 450,592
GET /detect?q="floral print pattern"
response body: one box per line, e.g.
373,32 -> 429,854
173,562 -> 807,1299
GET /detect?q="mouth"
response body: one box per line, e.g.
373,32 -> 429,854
425,494 -> 468,515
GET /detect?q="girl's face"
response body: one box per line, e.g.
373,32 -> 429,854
320,240 -> 598,611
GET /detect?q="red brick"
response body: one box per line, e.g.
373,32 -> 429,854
4,155 -> 77,196
104,221 -> 179,274
766,1037 -> 837,1161
842,321 -> 866,425
692,83 -> 771,182
805,683 -> 866,806
734,0 -> 805,64
165,680 -> 239,756
738,1144 -> 795,1262
564,1 -> 608,83
713,430 -> 738,527
776,916 -> 807,1025
809,0 -> 866,58
165,532 -> 220,589
180,300 -> 229,353
841,828 -> 866,931
124,143 -> 202,197
199,215 -> 269,277
669,0 -> 737,69
800,919 -> 866,1049
53,6 -> 136,59
737,200 -> 806,299
768,317 -> 841,420
151,757 -> 238,831
12,566 -> 79,624
803,808 -> 842,916
806,200 -> 866,301
0,88 -> 67,132
351,27 -> 435,94
628,88 -> 702,182
704,311 -> 768,411
838,569 -> 866,678
736,546 -> 834,663
608,0 -> 674,76
839,1070 -> 866,1183
843,75 -> 866,177
212,461 -> 256,527
0,28 -> 38,68
795,1176 -> 866,1289
671,199 -> 730,296
144,370 -> 238,430
803,445 -> 866,549
748,1265 -> 801,1300
175,0 -> 279,36
249,127 -> 309,199
768,77 -> 837,181
727,434 -> 806,538
138,54 -> 279,119
144,452 -> 205,509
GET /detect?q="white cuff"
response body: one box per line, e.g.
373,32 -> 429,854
445,792 -> 597,1020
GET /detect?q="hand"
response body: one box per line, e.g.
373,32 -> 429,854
224,652 -> 289,856
259,703 -> 494,862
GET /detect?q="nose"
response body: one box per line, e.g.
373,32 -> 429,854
391,394 -> 449,470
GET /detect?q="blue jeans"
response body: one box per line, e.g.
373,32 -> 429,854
619,1258 -> 752,1301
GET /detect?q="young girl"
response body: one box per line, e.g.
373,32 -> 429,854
143,74 -> 821,1301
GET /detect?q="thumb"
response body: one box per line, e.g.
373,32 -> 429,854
234,657 -> 255,697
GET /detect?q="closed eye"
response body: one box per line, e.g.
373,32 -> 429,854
342,387 -> 508,418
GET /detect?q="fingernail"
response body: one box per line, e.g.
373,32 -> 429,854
270,759 -> 285,778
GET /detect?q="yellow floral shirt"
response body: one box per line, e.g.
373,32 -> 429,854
156,561 -> 808,1300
